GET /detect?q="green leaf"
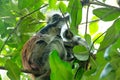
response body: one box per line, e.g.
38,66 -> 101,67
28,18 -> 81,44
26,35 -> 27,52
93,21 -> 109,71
37,11 -> 45,20
18,17 -> 44,33
73,45 -> 89,61
93,8 -> 120,21
85,34 -> 91,47
0,57 -> 6,66
0,0 -> 16,17
100,63 -> 113,79
75,68 -> 85,80
0,21 -> 11,38
89,56 -> 97,69
93,33 -> 104,44
84,69 -> 96,76
99,18 -> 120,51
68,0 -> 82,34
94,51 -> 107,80
49,50 -> 73,80
0,75 -> 1,80
116,67 -> 120,80
110,58 -> 120,70
0,20 -> 6,34
73,45 -> 88,53
107,38 -> 120,71
49,0 -> 57,9
5,60 -> 20,80
108,38 -> 120,60
89,16 -> 99,35
34,0 -> 44,9
104,46 -> 111,61
18,0 -> 34,9
59,2 -> 67,13
84,56 -> 97,77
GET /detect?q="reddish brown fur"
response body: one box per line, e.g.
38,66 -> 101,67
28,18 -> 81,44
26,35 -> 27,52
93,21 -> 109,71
22,34 -> 42,71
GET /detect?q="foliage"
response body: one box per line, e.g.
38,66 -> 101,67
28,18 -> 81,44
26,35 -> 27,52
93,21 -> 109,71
49,50 -> 73,80
5,60 -> 20,80
0,0 -> 120,80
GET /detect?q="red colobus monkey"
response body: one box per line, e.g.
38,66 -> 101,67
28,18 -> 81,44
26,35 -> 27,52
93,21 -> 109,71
22,14 -> 69,80
62,29 -> 88,61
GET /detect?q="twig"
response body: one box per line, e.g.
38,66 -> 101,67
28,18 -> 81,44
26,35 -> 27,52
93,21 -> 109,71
89,31 -> 106,52
81,8 -> 117,25
85,4 -> 90,35
0,4 -> 48,54
89,1 -> 120,10
67,1 -> 120,11
97,33 -> 120,52
80,19 -> 100,25
0,19 -> 22,54
59,7 -> 70,30
21,4 -> 48,19
59,7 -> 73,39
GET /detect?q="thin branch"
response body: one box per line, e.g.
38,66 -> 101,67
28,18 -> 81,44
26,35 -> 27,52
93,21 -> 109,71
59,7 -> 71,35
80,19 -> 100,25
0,19 -> 22,54
21,4 -> 48,19
80,8 -> 117,25
85,4 -> 90,35
89,31 -> 106,52
97,33 -> 120,52
0,4 -> 48,54
59,7 -> 70,30
89,1 -> 120,10
67,1 -> 120,11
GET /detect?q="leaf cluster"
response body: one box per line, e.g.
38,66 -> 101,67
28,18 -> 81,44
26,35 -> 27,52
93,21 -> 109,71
0,0 -> 120,80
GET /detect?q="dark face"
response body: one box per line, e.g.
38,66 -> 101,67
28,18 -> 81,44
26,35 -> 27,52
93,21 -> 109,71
52,14 -> 62,22
51,14 -> 69,23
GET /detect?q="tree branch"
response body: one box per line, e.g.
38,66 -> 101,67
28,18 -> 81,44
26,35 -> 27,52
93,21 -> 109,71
89,1 -> 120,10
85,4 -> 90,35
0,4 -> 48,54
89,31 -> 106,53
80,19 -> 100,25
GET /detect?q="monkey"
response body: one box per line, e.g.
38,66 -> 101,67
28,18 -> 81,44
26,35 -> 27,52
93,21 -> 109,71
62,29 -> 96,77
61,29 -> 89,61
22,14 -> 69,80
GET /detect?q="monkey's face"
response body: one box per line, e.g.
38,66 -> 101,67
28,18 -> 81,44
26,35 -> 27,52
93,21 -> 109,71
48,14 -> 69,28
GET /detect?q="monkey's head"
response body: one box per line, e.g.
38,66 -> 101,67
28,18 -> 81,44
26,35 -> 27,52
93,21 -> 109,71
48,14 -> 69,28
63,29 -> 89,49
